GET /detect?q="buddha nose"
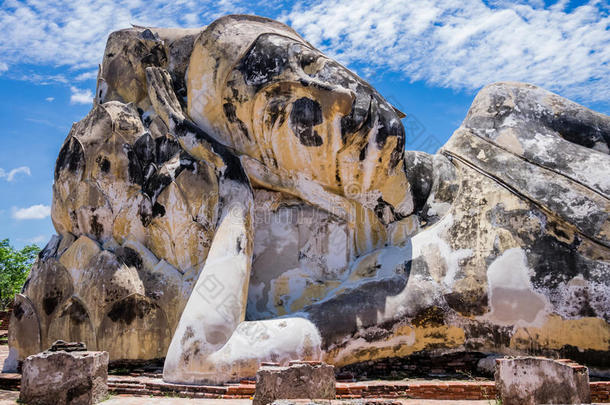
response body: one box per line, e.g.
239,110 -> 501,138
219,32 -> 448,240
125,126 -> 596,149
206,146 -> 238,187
297,76 -> 355,115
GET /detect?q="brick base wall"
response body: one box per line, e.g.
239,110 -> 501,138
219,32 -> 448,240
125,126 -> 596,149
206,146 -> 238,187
337,351 -> 489,380
592,381 -> 610,403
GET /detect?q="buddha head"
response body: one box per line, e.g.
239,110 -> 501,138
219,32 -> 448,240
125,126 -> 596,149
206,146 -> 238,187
187,15 -> 414,225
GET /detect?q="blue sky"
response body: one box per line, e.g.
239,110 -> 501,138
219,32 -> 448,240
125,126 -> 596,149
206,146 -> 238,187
0,0 -> 608,248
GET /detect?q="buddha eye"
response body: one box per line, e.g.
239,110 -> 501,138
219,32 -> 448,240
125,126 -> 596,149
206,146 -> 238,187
297,49 -> 325,77
237,34 -> 290,89
299,51 -> 318,72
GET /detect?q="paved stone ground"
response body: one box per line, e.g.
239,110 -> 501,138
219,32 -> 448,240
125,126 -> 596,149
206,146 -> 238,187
103,399 -> 495,405
0,389 -> 18,405
0,390 -> 501,404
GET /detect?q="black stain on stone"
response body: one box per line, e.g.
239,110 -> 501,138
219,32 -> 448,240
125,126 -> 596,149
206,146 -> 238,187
38,237 -> 59,261
107,295 -> 155,325
143,172 -> 172,201
530,234 -> 584,289
13,302 -> 24,321
90,214 -> 104,240
237,34 -> 288,89
223,102 -> 251,140
544,112 -> 610,151
266,97 -> 287,128
359,144 -> 368,161
133,133 -> 156,167
96,156 -> 111,173
179,151 -> 196,172
236,235 -> 243,254
155,136 -> 181,166
116,246 -> 143,270
341,95 -> 371,143
575,288 -> 597,317
141,43 -> 167,67
444,290 -> 488,317
140,29 -> 158,41
463,322 -> 512,351
175,119 -> 250,184
142,163 -> 157,184
123,144 -> 143,185
305,276 -> 408,349
66,300 -> 88,325
557,345 -> 610,369
403,151 -> 434,214
139,196 -> 153,227
488,203 -> 606,318
222,102 -> 237,121
55,138 -> 84,180
43,292 -> 61,316
372,95 -> 405,168
152,202 -> 166,218
290,97 -> 323,146
373,197 -> 403,225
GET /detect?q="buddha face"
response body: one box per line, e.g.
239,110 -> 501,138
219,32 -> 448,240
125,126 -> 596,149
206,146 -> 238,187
188,23 -> 413,224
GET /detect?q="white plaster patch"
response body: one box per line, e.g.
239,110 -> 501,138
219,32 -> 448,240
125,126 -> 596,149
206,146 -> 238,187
326,222 -> 348,272
484,248 -> 550,327
426,200 -> 451,219
410,213 -> 473,288
500,113 -> 518,128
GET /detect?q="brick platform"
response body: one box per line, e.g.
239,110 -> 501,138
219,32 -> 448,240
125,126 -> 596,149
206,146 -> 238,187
71,377 -> 610,402
593,382 -> 610,403
109,378 -> 494,401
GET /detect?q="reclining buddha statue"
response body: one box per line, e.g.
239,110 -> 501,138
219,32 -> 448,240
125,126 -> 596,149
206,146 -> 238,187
8,15 -> 609,383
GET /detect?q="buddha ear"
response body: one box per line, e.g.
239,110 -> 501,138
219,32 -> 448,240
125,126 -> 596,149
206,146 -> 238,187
145,66 -> 185,126
392,105 -> 406,119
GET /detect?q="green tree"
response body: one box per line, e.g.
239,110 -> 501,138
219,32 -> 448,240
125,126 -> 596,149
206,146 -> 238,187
0,239 -> 40,310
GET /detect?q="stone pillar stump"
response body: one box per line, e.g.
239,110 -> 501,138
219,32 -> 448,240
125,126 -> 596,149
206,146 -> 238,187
20,343 -> 109,405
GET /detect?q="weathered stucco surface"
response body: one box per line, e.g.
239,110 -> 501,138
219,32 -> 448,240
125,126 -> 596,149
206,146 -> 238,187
495,357 -> 590,405
8,15 -> 610,384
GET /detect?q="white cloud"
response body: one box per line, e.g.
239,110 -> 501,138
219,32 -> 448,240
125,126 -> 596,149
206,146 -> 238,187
27,235 -> 48,245
283,0 -> 610,103
0,0 -> 607,106
0,0 -> 254,71
12,204 -> 51,220
0,62 -> 7,73
0,166 -> 31,182
75,70 -> 98,81
45,97 -> 55,102
70,86 -> 92,104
